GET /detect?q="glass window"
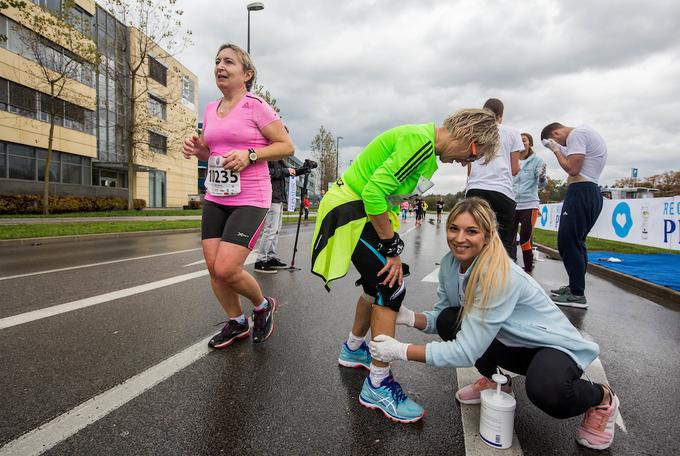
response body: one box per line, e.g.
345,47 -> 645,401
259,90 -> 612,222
0,16 -> 7,49
148,131 -> 167,155
0,142 -> 6,178
37,150 -> 60,182
8,82 -> 36,118
46,0 -> 62,13
0,78 -> 7,110
181,75 -> 195,105
7,19 -> 25,54
39,93 -> 64,125
8,143 -> 35,180
64,101 -> 85,131
62,163 -> 81,184
148,95 -> 166,120
148,56 -> 167,86
62,153 -> 82,165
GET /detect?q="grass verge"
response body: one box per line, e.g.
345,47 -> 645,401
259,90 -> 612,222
533,228 -> 678,255
0,216 -> 316,240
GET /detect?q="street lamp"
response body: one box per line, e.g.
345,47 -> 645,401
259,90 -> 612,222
246,2 -> 264,54
335,136 -> 343,180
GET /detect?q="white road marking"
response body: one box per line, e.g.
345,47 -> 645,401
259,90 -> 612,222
421,267 -> 440,282
401,225 -> 418,236
0,270 -> 209,330
0,248 -> 202,281
0,335 -> 213,456
456,367 -> 524,455
182,259 -> 205,267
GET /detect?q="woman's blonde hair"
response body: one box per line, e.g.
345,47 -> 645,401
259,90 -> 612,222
215,43 -> 256,91
442,109 -> 500,165
446,197 -> 510,323
522,132 -> 534,156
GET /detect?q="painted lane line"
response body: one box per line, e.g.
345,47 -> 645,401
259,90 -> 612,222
421,267 -> 439,283
183,259 -> 205,267
0,248 -> 202,281
0,335 -> 213,456
0,270 -> 208,330
457,367 -> 524,455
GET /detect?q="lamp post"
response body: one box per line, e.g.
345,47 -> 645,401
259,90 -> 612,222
246,2 -> 264,54
335,136 -> 343,180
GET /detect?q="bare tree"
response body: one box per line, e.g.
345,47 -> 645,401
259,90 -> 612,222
18,1 -> 99,214
252,82 -> 280,114
310,125 -> 336,192
104,0 -> 193,209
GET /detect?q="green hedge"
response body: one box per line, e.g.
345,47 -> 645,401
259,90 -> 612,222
0,195 -> 146,214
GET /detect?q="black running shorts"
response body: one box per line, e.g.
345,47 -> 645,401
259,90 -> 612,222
201,201 -> 268,249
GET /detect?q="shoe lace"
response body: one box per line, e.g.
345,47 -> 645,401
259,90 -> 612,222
385,379 -> 408,404
253,304 -> 270,328
583,406 -> 609,432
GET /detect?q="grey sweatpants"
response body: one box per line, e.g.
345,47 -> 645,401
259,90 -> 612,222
257,202 -> 283,262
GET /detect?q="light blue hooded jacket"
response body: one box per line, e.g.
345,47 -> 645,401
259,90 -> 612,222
512,152 -> 546,209
423,252 -> 599,370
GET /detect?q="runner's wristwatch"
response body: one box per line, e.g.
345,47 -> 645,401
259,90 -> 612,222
248,148 -> 258,164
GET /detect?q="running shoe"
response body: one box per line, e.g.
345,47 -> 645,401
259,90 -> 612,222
254,261 -> 277,274
267,258 -> 288,269
552,292 -> 588,309
208,319 -> 250,349
455,376 -> 513,405
577,385 -> 620,450
550,285 -> 571,295
338,341 -> 371,370
359,375 -> 424,423
252,297 -> 277,343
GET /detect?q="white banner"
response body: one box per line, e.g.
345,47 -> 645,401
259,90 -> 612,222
536,196 -> 680,251
287,176 -> 297,211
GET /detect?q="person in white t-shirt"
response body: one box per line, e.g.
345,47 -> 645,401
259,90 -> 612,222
465,98 -> 522,259
541,123 -> 607,309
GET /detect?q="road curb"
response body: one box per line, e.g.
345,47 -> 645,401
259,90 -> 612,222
0,228 -> 201,248
536,244 -> 680,310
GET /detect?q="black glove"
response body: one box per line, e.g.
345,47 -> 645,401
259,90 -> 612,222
377,233 -> 404,257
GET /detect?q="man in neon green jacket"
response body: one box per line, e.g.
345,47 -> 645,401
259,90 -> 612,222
311,108 -> 500,423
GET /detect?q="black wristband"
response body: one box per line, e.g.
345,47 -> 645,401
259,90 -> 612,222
377,232 -> 404,257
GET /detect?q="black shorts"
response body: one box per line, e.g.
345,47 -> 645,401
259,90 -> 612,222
201,201 -> 268,249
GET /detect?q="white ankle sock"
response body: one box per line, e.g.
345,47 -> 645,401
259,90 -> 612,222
230,314 -> 247,325
369,364 -> 391,387
346,331 -> 365,350
253,299 -> 268,311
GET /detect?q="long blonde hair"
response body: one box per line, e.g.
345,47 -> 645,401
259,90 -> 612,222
442,109 -> 500,165
447,197 -> 510,322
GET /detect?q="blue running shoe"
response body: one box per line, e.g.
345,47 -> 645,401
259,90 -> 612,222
338,341 -> 371,370
359,375 -> 425,423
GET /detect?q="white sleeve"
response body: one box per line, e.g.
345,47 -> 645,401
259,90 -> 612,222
566,130 -> 587,156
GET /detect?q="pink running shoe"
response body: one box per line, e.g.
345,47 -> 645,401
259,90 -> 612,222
577,386 -> 619,450
455,376 -> 512,405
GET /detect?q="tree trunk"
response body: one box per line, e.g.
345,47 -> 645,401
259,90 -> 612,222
42,100 -> 56,215
127,76 -> 136,211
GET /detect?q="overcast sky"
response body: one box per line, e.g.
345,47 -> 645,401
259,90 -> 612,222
174,0 -> 679,194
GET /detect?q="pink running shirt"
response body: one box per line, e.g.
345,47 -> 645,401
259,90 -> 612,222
203,93 -> 280,208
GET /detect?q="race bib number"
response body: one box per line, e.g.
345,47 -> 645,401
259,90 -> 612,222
206,156 -> 240,196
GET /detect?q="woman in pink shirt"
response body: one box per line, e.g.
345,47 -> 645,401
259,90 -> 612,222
183,44 -> 294,349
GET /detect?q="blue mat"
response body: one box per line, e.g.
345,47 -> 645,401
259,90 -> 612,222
588,251 -> 680,292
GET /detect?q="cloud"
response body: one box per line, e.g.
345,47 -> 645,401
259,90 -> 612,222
175,0 -> 680,193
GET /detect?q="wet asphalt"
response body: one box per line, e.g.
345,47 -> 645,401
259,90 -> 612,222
0,218 -> 678,455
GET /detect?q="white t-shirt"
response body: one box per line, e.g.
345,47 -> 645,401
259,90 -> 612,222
466,124 -> 523,200
566,125 -> 607,184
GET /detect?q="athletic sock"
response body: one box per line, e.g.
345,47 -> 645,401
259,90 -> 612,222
230,314 -> 247,325
253,299 -> 269,312
346,331 -> 365,351
369,364 -> 391,387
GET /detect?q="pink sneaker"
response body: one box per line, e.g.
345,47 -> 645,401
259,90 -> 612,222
577,386 -> 619,450
455,376 -> 512,405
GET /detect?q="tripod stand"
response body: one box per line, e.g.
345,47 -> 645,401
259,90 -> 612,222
286,171 -> 310,272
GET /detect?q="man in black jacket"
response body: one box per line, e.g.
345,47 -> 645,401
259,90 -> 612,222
255,160 -> 296,273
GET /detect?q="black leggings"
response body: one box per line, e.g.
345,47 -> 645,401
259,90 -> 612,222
437,307 -> 603,418
466,189 -> 517,260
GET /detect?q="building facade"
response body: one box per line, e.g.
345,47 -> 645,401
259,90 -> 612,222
0,0 -> 198,208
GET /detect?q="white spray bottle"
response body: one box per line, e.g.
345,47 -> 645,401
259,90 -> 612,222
479,372 -> 516,449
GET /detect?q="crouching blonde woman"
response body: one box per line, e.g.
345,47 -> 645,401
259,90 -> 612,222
369,197 -> 620,450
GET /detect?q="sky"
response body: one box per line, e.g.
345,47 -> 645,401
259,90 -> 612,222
173,0 -> 680,194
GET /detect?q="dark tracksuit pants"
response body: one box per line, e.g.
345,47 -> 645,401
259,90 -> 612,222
557,182 -> 603,296
436,307 -> 603,418
466,189 -> 517,260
